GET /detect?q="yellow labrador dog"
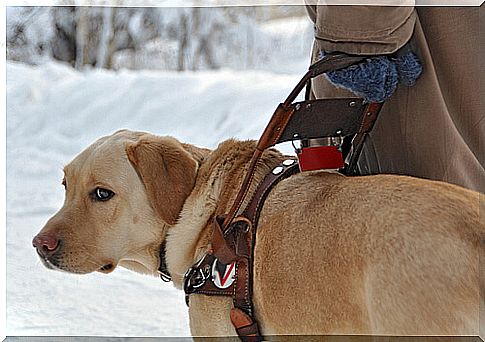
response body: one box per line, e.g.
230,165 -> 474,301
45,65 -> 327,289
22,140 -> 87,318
33,129 -> 484,337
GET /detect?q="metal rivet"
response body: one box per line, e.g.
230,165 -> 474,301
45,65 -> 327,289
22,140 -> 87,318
283,159 -> 295,166
336,130 -> 342,135
349,101 -> 357,107
243,224 -> 250,233
306,103 -> 312,109
272,166 -> 283,175
367,112 -> 372,116
295,104 -> 301,110
276,127 -> 281,131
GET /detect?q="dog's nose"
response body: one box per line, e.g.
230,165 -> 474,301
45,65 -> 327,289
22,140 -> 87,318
32,233 -> 60,254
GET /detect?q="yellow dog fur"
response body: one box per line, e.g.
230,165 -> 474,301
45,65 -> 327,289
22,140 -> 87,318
35,130 -> 484,337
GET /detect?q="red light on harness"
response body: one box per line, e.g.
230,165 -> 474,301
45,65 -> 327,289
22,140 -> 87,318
297,145 -> 344,171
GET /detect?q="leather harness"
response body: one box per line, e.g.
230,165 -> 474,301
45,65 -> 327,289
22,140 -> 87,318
184,159 -> 300,340
157,54 -> 384,341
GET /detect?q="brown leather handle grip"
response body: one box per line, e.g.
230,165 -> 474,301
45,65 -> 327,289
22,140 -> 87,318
283,53 -> 365,107
309,53 -> 365,79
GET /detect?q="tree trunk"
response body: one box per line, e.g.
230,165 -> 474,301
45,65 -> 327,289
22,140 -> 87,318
96,7 -> 114,69
177,14 -> 188,71
75,7 -> 88,70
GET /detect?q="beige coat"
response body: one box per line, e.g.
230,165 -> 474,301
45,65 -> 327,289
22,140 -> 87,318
305,4 -> 484,193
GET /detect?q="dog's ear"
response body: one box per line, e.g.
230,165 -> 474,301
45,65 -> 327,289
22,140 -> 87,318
126,134 -> 198,225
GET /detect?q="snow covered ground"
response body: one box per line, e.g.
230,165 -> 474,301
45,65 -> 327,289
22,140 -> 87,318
6,25 -> 311,336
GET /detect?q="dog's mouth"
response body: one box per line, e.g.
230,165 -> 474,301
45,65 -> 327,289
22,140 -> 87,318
36,249 -> 68,272
39,254 -> 58,270
36,247 -> 116,274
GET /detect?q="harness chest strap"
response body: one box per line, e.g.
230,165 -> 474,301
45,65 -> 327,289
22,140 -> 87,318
183,159 -> 300,341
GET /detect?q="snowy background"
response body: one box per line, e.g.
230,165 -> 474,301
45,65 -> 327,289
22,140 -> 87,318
6,5 -> 313,337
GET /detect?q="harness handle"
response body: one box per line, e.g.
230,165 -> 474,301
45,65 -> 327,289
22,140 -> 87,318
222,53 -> 366,230
284,53 -> 365,107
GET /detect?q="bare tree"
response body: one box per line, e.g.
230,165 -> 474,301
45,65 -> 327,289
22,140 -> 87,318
96,7 -> 114,68
7,5 -> 309,71
75,7 -> 88,69
177,12 -> 189,71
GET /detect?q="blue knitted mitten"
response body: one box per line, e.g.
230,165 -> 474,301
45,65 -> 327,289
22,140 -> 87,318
318,50 -> 423,103
393,52 -> 422,87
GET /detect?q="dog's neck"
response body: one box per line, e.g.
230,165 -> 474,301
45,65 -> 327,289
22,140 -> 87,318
119,240 -> 164,276
164,140 -> 284,288
119,144 -> 211,279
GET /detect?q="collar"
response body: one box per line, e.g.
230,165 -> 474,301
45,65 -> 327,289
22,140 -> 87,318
157,240 -> 171,282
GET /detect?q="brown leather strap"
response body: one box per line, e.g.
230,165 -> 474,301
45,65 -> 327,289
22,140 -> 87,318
231,161 -> 299,340
346,102 -> 383,175
242,161 -> 299,225
283,53 -> 365,107
212,215 -> 238,264
185,159 -> 300,341
229,161 -> 300,337
230,308 -> 262,342
222,54 -> 366,230
223,104 -> 295,229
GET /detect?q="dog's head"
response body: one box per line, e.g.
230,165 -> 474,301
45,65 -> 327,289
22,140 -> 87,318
32,130 -> 206,275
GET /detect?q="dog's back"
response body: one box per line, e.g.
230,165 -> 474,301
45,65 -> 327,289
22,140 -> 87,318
253,172 -> 484,335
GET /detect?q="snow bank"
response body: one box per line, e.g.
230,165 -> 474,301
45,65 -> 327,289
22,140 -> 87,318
7,60 -> 306,336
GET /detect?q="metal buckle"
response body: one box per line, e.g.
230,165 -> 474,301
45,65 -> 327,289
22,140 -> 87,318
157,270 -> 171,282
183,257 -> 210,294
225,216 -> 252,236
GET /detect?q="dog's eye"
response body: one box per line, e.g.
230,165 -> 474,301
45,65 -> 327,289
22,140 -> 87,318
93,188 -> 115,202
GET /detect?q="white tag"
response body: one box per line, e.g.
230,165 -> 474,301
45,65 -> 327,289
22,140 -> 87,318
212,258 -> 236,289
